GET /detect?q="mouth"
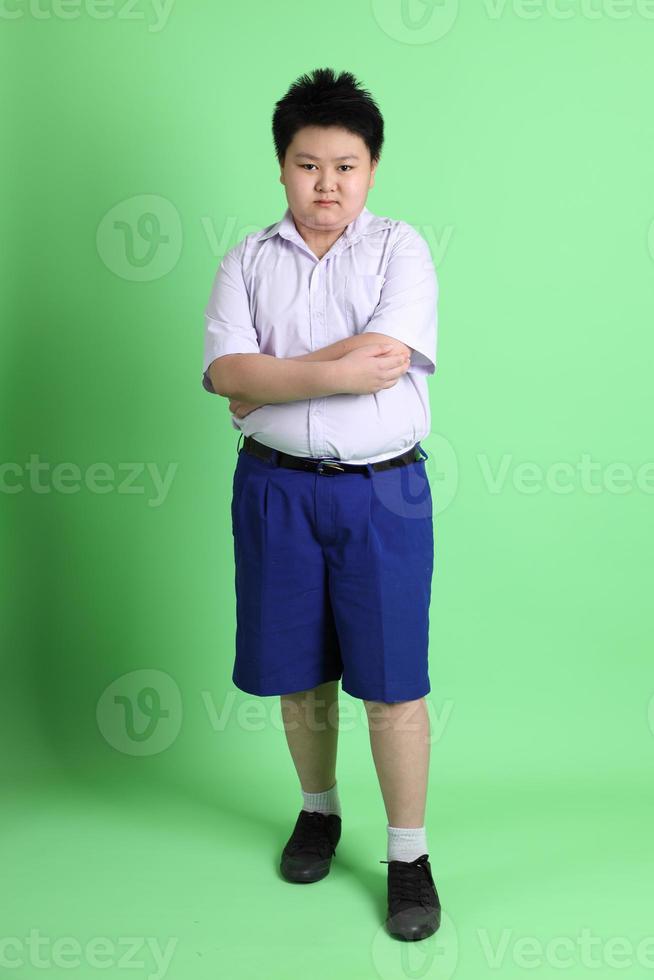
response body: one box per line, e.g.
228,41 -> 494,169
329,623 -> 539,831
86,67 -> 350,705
315,200 -> 337,206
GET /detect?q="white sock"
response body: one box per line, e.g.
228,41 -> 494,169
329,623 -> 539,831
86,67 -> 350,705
387,824 -> 428,863
301,780 -> 341,817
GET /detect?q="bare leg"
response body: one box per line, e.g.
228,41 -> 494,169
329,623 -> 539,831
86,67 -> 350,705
363,697 -> 430,826
279,680 -> 340,792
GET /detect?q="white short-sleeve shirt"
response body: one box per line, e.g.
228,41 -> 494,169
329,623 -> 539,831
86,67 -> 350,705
202,204 -> 438,464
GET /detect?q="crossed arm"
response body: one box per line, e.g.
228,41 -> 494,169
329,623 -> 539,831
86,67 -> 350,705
220,332 -> 412,418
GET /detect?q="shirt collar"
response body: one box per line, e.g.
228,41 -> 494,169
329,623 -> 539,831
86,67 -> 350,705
258,205 -> 391,252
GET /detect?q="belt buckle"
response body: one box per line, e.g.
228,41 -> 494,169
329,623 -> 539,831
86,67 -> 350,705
316,460 -> 345,476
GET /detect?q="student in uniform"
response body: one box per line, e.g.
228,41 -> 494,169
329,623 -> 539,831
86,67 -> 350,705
202,67 -> 441,942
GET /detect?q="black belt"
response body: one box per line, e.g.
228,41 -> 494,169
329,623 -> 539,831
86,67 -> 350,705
242,435 -> 423,476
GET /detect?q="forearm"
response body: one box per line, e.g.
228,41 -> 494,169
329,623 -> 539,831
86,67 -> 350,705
210,353 -> 345,403
288,337 -> 354,362
289,332 -> 409,363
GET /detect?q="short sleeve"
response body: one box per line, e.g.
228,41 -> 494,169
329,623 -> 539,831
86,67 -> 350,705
201,242 -> 260,393
361,225 -> 438,375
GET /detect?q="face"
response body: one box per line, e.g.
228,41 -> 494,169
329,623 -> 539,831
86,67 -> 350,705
279,125 -> 378,242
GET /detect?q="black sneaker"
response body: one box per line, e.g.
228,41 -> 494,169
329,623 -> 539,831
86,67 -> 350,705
380,852 -> 441,941
280,809 -> 341,883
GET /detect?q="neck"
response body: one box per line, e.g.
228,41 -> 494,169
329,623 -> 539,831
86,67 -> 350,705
292,207 -> 361,258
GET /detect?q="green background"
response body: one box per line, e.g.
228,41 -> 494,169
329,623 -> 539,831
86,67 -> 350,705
2,1 -> 653,978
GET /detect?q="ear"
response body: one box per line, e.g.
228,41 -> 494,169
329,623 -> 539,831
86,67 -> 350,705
369,161 -> 378,189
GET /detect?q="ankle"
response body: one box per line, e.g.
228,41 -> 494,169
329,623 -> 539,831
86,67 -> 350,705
387,824 -> 428,862
301,779 -> 341,817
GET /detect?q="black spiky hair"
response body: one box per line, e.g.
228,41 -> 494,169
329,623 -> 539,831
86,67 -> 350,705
272,67 -> 384,166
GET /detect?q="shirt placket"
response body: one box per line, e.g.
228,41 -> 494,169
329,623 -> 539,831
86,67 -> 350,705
308,259 -> 328,457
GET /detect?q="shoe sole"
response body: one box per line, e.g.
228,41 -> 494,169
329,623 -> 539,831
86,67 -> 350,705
279,860 -> 332,884
386,910 -> 441,941
386,922 -> 439,941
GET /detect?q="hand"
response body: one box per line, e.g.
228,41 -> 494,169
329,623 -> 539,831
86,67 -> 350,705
228,398 -> 266,419
337,343 -> 411,396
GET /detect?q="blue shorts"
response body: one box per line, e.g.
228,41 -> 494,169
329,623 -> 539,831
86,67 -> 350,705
229,443 -> 434,702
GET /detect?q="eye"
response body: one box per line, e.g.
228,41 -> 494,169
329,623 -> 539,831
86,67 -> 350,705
300,164 -> 353,172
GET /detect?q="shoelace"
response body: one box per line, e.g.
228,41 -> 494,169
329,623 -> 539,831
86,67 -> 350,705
286,811 -> 337,858
380,854 -> 438,910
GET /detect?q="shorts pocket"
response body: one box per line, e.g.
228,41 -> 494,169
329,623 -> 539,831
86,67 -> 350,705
231,464 -> 252,533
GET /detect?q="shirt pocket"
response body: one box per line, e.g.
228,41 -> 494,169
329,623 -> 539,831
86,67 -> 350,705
344,274 -> 386,332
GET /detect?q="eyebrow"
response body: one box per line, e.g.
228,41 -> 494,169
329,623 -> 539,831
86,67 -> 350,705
293,153 -> 360,161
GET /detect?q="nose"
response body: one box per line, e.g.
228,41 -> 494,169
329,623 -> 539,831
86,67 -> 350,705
316,172 -> 337,192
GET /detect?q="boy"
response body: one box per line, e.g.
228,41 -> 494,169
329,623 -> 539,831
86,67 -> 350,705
202,67 -> 441,942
